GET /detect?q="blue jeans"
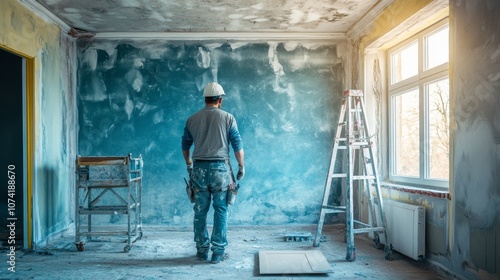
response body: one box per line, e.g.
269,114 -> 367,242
191,161 -> 231,255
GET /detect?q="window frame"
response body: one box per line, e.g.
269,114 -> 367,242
388,18 -> 450,189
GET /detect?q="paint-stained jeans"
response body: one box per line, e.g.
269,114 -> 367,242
191,161 -> 231,255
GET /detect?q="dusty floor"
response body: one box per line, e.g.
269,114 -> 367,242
1,224 -> 451,280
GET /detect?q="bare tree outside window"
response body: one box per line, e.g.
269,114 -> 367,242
427,79 -> 449,179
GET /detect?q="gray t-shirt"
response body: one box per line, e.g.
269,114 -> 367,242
182,107 -> 243,160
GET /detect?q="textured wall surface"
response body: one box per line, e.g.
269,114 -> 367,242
77,39 -> 345,226
0,0 -> 77,246
451,0 -> 500,277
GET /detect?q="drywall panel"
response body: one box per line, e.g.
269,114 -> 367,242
259,250 -> 333,274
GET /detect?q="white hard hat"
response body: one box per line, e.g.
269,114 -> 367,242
203,82 -> 225,97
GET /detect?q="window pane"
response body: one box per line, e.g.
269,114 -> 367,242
427,78 -> 449,179
394,89 -> 419,177
391,41 -> 418,84
425,26 -> 449,70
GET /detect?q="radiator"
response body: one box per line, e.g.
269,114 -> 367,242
371,200 -> 425,260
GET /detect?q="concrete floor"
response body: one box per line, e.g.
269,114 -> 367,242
0,224 -> 451,280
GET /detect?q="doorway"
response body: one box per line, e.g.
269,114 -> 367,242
0,47 -> 33,248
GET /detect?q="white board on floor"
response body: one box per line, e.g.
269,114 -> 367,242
258,250 -> 333,275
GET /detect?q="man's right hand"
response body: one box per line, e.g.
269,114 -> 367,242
187,161 -> 193,175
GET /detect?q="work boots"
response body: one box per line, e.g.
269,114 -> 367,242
196,250 -> 209,261
211,253 -> 228,263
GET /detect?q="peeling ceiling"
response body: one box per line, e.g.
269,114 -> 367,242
26,0 -> 380,37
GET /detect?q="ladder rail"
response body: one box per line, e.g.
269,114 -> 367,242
313,100 -> 347,247
358,97 -> 391,248
345,93 -> 356,260
352,97 -> 380,241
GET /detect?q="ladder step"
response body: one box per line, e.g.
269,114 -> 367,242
321,205 -> 346,214
329,174 -> 375,180
322,205 -> 346,210
353,227 -> 385,234
350,142 -> 370,147
352,175 -> 375,180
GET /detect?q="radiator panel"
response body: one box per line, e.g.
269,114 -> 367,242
374,200 -> 425,260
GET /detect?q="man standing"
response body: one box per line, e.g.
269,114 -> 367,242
181,82 -> 245,263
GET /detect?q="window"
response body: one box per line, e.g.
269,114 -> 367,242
388,19 -> 449,189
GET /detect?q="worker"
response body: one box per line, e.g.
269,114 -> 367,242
181,82 -> 245,263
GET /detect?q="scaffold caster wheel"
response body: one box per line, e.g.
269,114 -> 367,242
76,243 -> 84,252
124,245 -> 130,253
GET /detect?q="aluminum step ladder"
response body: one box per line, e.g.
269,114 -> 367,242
313,89 -> 393,261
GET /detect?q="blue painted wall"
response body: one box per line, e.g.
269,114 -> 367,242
77,40 -> 345,225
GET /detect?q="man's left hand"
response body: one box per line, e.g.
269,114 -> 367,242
237,165 -> 245,180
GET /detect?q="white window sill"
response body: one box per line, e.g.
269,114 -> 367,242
380,182 -> 450,200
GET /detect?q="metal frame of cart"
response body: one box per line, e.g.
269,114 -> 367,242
74,154 -> 143,253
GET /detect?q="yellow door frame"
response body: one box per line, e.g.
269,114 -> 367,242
1,45 -> 34,249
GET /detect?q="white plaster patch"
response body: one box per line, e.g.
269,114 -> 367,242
253,18 -> 269,22
116,0 -> 142,8
251,3 -> 265,10
283,42 -> 299,52
196,47 -> 211,68
63,7 -> 79,13
82,48 -> 98,71
133,58 -> 144,68
228,14 -> 244,19
228,42 -> 249,50
44,0 -> 63,5
289,9 -> 305,25
132,78 -> 142,92
65,13 -> 81,21
210,6 -> 226,11
306,10 -> 321,22
243,15 -> 258,20
126,69 -> 143,92
124,95 -> 134,120
268,43 -> 284,77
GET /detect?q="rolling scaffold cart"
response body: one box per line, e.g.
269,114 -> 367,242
75,154 -> 143,253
